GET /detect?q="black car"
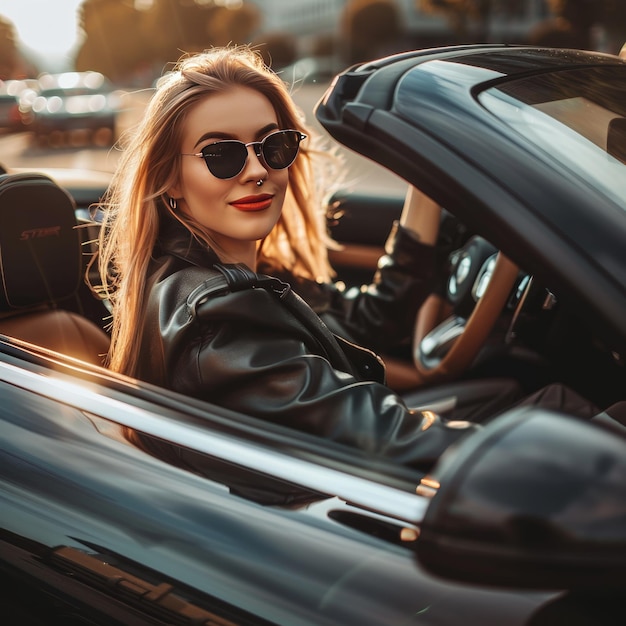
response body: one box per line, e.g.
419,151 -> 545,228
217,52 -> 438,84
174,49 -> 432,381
0,79 -> 36,133
1,45 -> 625,625
19,71 -> 121,146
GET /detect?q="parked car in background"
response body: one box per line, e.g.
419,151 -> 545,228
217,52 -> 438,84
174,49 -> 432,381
19,71 -> 122,146
0,79 -> 36,133
0,45 -> 625,624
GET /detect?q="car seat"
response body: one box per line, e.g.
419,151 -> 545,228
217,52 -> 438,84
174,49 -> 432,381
0,172 -> 110,366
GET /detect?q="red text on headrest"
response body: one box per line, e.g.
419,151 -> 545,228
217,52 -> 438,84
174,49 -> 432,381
19,226 -> 62,240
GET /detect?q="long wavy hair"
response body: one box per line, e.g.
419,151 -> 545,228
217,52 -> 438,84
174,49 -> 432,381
95,46 -> 339,375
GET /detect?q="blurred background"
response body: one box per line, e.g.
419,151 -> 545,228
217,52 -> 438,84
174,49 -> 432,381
1,0 -> 625,83
0,0 -> 625,192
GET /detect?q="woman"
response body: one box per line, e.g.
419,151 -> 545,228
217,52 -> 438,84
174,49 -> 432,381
96,46 -> 476,472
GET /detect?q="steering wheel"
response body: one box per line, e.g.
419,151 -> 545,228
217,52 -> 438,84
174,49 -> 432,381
382,187 -> 519,391
412,236 -> 519,385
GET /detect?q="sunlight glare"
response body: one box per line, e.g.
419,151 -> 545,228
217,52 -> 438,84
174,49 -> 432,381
0,0 -> 83,56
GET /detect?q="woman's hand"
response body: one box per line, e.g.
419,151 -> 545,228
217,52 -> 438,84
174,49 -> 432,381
399,186 -> 441,246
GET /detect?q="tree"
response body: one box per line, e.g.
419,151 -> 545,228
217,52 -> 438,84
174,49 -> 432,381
251,32 -> 297,71
422,0 -> 626,51
0,16 -> 19,79
341,0 -> 403,65
72,0 -> 265,82
139,1 -> 260,67
75,0 -> 148,81
420,0 -> 494,41
205,4 -> 261,48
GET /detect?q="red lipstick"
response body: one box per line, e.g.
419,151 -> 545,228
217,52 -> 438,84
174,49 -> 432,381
230,194 -> 274,212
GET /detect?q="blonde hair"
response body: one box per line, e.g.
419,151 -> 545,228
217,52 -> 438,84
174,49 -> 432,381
96,46 -> 339,375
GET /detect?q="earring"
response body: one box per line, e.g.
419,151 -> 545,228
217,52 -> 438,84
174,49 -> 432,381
256,179 -> 264,187
168,196 -> 177,210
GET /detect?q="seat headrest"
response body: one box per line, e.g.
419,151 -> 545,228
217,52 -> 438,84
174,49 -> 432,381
0,172 -> 81,311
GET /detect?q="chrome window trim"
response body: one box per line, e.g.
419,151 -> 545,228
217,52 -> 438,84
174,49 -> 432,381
0,359 -> 428,525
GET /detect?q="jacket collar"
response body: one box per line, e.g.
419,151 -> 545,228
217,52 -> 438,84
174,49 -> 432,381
155,212 -> 221,269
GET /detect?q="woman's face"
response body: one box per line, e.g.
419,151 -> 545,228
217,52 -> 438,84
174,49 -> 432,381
170,85 -> 289,263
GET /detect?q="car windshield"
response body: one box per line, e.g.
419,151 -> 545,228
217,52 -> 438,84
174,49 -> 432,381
478,66 -> 626,209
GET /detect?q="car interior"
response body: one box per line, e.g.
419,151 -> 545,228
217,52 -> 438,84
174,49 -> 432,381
0,172 -> 110,366
0,169 -> 530,425
0,168 -> 623,435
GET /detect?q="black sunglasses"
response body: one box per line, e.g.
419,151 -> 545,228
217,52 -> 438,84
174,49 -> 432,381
182,129 -> 306,179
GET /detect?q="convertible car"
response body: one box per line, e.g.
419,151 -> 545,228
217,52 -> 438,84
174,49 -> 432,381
1,45 -> 625,625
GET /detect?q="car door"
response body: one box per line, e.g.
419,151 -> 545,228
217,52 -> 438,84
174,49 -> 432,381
327,190 -> 404,287
0,343 -> 562,626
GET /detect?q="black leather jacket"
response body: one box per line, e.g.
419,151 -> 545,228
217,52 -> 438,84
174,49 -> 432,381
135,221 -> 476,474
261,221 -> 437,355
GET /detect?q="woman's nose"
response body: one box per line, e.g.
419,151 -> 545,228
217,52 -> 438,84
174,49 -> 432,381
242,144 -> 269,180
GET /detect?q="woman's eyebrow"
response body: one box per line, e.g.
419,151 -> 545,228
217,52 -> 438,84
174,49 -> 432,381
193,123 -> 279,149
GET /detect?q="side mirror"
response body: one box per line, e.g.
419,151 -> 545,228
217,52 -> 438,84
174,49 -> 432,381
416,407 -> 626,590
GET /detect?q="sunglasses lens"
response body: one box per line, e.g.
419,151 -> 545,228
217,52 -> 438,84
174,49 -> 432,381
201,141 -> 248,179
199,131 -> 304,179
262,131 -> 303,170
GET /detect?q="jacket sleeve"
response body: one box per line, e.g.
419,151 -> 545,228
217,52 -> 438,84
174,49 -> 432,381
151,278 -> 475,473
286,222 -> 437,354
